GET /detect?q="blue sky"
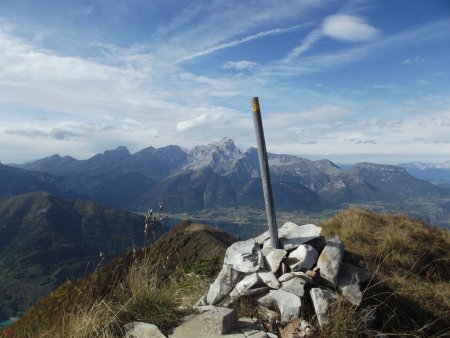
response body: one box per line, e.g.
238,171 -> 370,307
0,0 -> 449,164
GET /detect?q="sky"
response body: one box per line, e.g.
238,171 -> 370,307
1,0 -> 450,164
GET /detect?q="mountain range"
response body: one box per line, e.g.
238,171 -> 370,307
400,161 -> 450,187
5,138 -> 448,217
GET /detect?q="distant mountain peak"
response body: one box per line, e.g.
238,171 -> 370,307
216,137 -> 235,147
103,146 -> 130,156
185,138 -> 243,174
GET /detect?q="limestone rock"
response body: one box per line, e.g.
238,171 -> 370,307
255,231 -> 271,245
281,277 -> 306,297
279,272 -> 296,282
125,322 -> 166,338
265,249 -> 287,273
257,306 -> 280,323
310,288 -> 338,327
261,246 -> 274,257
281,318 -> 315,338
195,294 -> 207,307
305,236 -> 326,252
286,244 -> 319,272
207,264 -> 241,305
224,239 -> 262,273
316,237 -> 344,284
258,271 -> 281,289
258,289 -> 301,323
278,223 -> 322,250
279,272 -> 314,284
237,317 -> 268,338
200,307 -> 237,335
337,262 -> 372,305
340,261 -> 372,284
229,273 -> 261,299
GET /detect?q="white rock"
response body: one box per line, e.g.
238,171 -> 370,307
316,237 -> 344,284
261,246 -> 274,257
337,262 -> 371,306
195,305 -> 216,313
258,289 -> 301,323
258,271 -> 281,289
341,261 -> 372,284
200,307 -> 237,335
125,322 -> 166,338
255,230 -> 270,245
295,271 -> 315,283
224,239 -> 262,273
229,273 -> 261,299
281,277 -> 306,297
310,288 -> 338,327
278,272 -> 296,282
279,272 -> 313,284
237,317 -> 268,338
195,294 -> 207,307
265,249 -> 287,273
207,264 -> 241,305
286,244 -> 319,272
341,283 -> 362,306
278,223 -> 322,250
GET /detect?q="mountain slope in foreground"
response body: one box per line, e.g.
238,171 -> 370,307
4,220 -> 236,337
4,209 -> 449,338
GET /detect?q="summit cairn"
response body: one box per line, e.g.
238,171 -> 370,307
190,221 -> 373,337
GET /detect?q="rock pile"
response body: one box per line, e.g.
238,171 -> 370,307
193,221 -> 373,336
125,222 -> 374,337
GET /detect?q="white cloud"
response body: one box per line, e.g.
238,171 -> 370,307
280,14 -> 381,64
322,14 -> 381,42
176,106 -> 237,132
402,55 -> 423,64
222,60 -> 258,70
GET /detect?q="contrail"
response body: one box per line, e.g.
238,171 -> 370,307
178,22 -> 312,63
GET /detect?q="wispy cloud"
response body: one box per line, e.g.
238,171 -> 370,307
4,128 -> 81,140
281,13 -> 381,64
263,18 -> 450,77
282,29 -> 323,63
222,60 -> 258,70
178,23 -> 310,62
402,55 -> 423,64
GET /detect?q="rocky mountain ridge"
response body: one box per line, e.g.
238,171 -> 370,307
6,138 -> 447,220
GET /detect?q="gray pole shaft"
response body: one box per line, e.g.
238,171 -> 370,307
251,97 -> 280,249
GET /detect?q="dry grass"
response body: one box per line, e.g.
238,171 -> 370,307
320,207 -> 450,337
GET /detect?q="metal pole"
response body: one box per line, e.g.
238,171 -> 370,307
251,97 -> 280,249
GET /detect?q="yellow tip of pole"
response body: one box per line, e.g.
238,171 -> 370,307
252,97 -> 260,112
